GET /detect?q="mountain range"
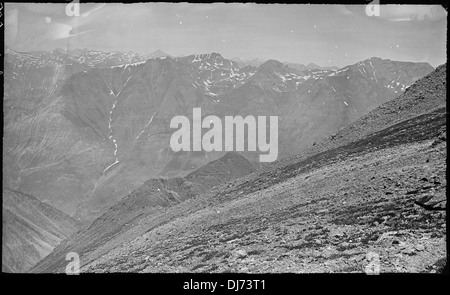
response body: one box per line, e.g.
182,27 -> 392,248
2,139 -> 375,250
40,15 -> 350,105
232,57 -> 339,71
3,47 -> 435,226
31,63 -> 446,273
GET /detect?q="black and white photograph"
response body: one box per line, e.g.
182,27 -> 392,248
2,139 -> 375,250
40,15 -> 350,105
1,0 -> 447,282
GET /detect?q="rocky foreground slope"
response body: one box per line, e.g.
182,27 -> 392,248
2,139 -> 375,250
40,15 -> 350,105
2,189 -> 81,272
32,64 -> 446,273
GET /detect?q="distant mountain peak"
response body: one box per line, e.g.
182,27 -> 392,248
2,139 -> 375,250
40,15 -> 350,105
231,57 -> 266,68
210,52 -> 224,59
147,49 -> 170,59
307,62 -> 321,69
306,62 -> 339,71
259,59 -> 285,70
152,49 -> 168,55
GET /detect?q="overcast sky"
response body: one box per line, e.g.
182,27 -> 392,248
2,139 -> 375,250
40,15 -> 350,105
5,3 -> 447,68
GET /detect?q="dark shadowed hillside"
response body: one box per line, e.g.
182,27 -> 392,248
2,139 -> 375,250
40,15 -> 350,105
31,152 -> 255,272
184,152 -> 257,188
2,189 -> 81,272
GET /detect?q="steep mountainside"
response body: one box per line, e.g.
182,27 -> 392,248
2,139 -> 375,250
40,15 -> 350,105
32,64 -> 446,273
3,47 -> 434,222
2,189 -> 81,272
31,152 -> 254,272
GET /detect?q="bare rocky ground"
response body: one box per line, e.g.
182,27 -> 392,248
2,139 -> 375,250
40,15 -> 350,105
78,108 -> 446,274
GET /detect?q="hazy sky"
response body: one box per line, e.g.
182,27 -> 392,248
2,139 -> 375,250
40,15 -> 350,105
5,3 -> 447,67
